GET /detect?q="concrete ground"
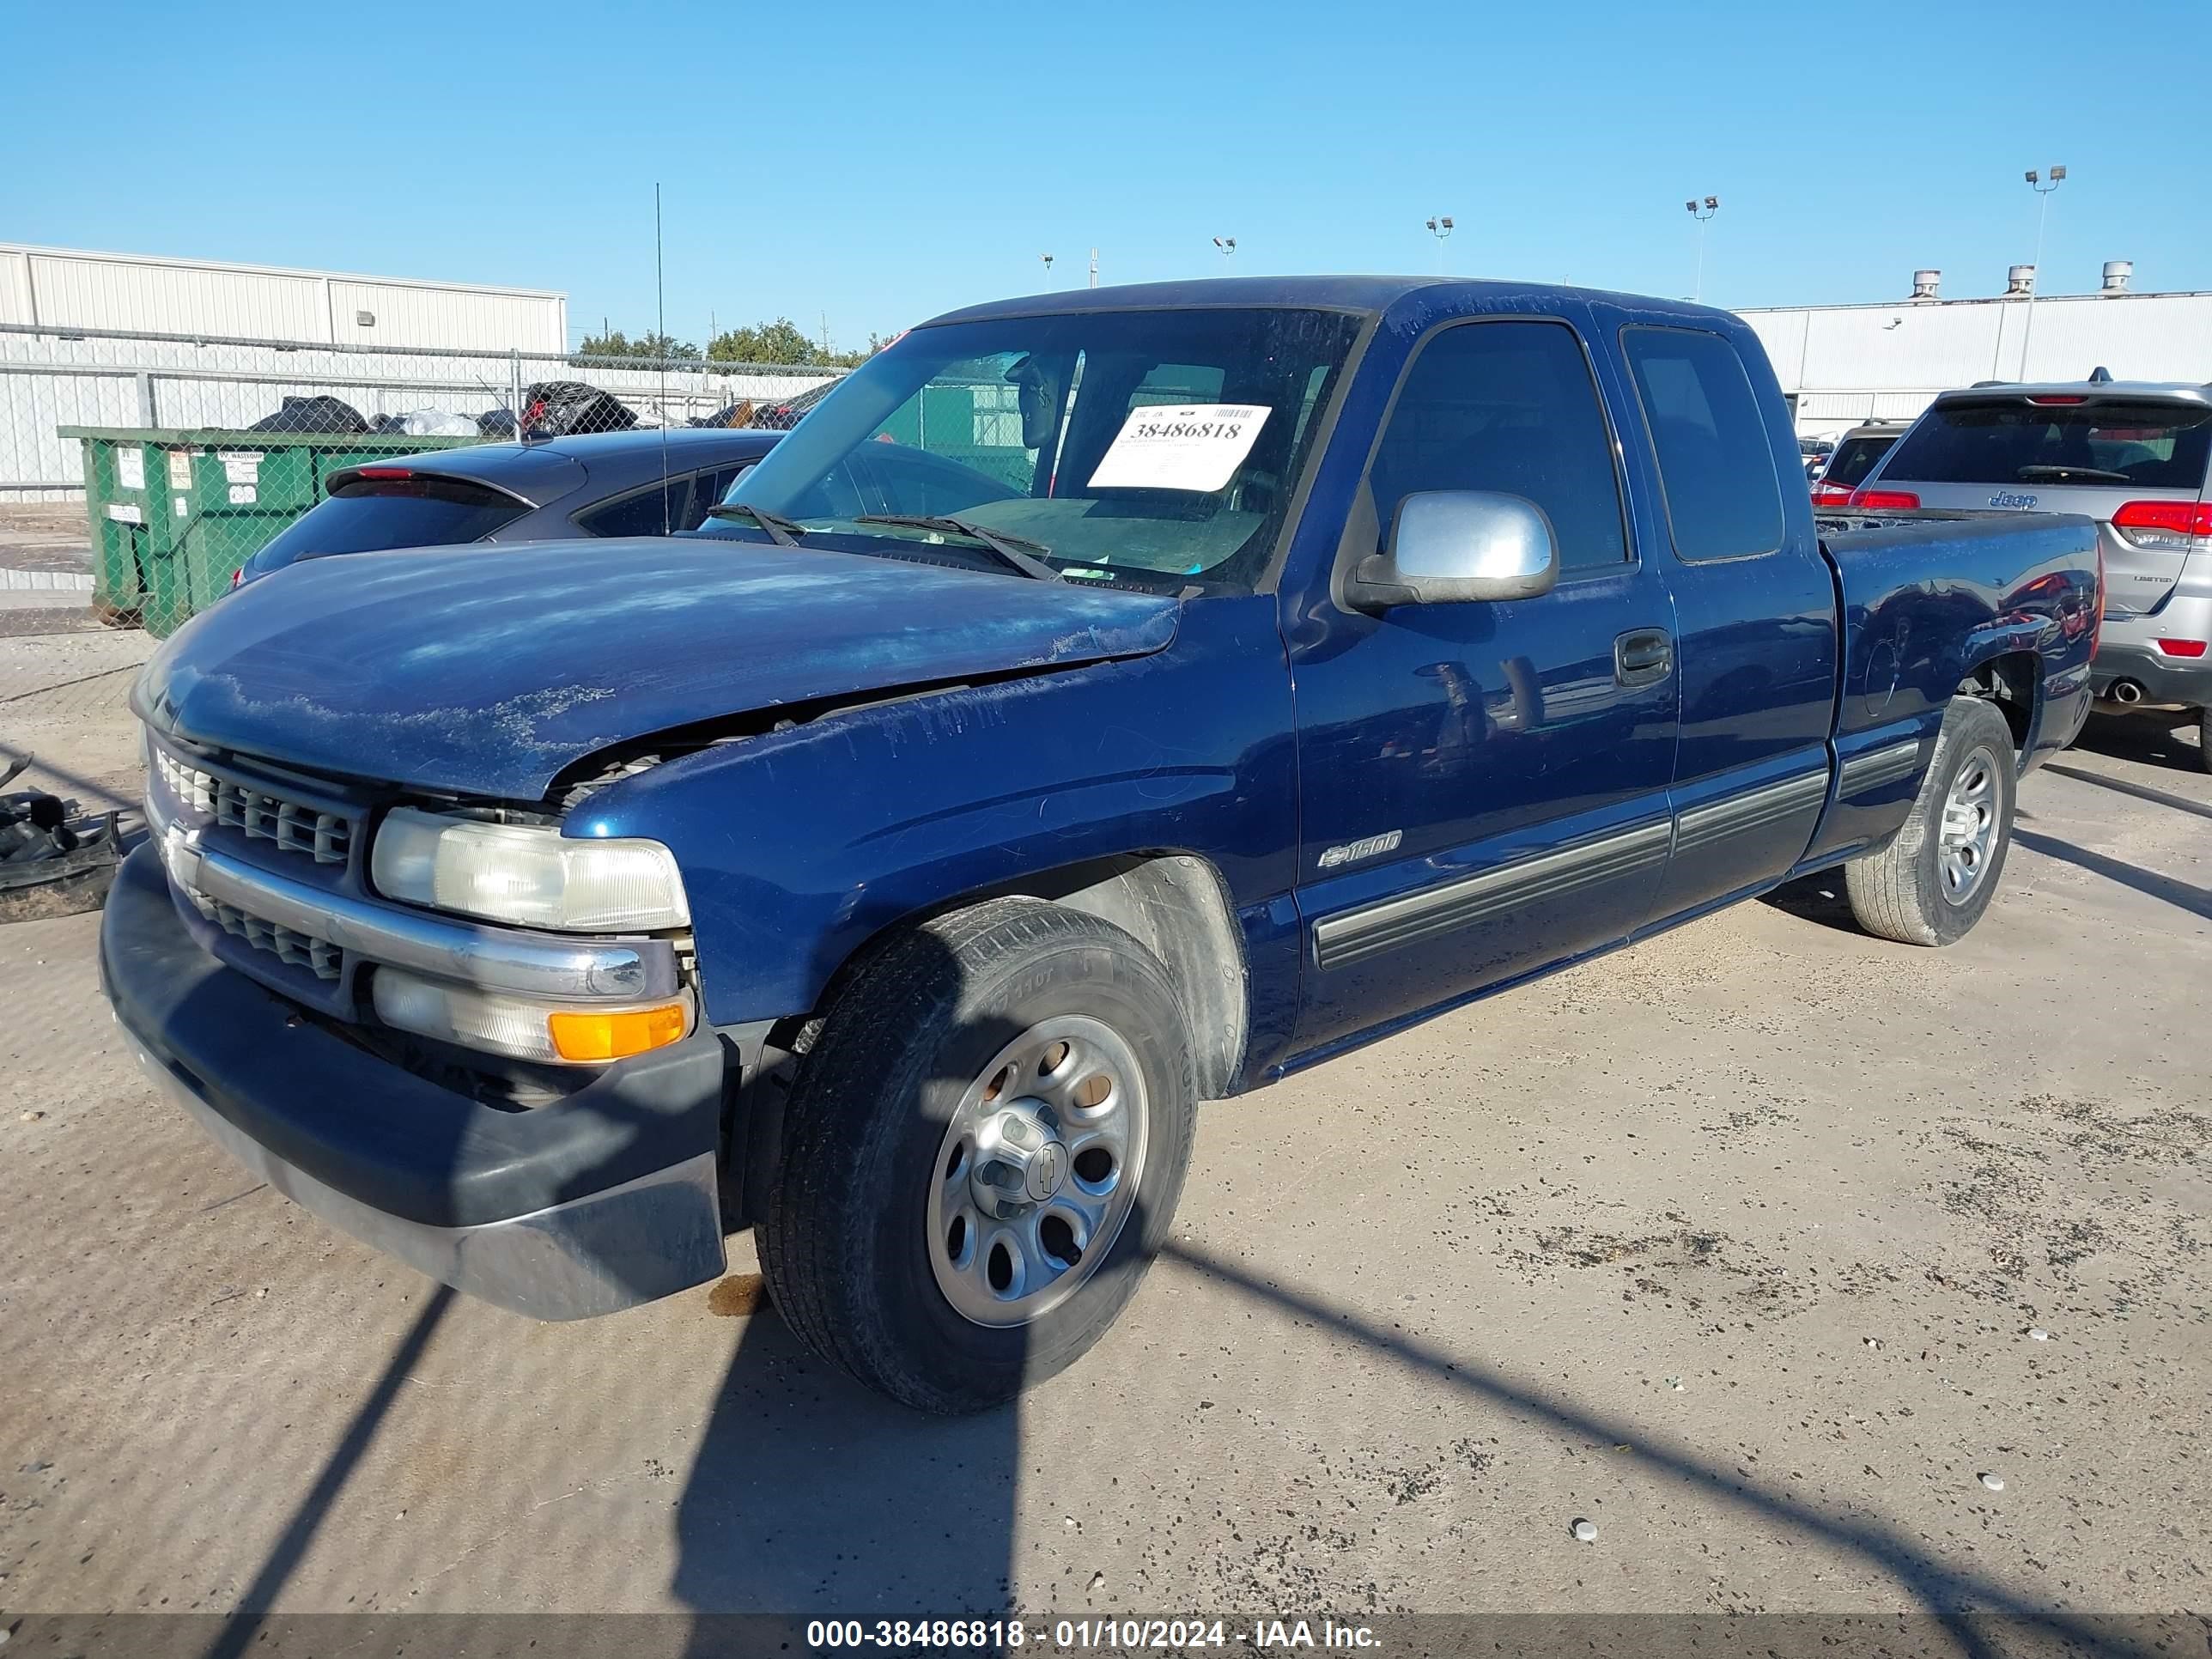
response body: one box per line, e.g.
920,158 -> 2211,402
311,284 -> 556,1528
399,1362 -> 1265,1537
1,715 -> 2205,1644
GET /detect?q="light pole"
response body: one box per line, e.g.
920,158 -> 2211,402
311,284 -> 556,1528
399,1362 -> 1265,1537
1212,236 -> 1237,266
1425,216 -> 1455,275
2021,165 -> 2066,378
1040,252 -> 1054,284
1686,196 -> 1719,302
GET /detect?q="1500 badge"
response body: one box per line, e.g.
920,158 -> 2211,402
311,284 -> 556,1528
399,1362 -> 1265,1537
1318,830 -> 1403,868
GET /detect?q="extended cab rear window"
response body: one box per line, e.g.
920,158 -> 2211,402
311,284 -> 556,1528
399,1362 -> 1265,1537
253,476 -> 527,569
1881,397 -> 2212,489
1622,327 -> 1785,562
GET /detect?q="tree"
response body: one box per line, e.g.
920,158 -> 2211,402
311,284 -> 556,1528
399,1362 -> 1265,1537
576,328 -> 701,362
706,318 -> 818,367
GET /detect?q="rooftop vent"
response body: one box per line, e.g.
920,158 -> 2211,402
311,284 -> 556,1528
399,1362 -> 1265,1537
1911,269 -> 1941,300
2006,264 -> 2037,296
2101,260 -> 2133,295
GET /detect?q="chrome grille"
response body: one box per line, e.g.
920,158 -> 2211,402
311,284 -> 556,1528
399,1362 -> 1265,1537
151,744 -> 351,866
208,897 -> 344,981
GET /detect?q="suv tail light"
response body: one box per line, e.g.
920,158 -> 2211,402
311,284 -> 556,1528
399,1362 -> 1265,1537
1810,483 -> 1853,507
1848,488 -> 1921,510
2155,638 -> 2208,658
2112,500 -> 2212,550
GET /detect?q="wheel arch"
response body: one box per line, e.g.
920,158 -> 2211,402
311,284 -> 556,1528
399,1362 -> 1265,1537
1960,646 -> 2041,764
805,849 -> 1251,1104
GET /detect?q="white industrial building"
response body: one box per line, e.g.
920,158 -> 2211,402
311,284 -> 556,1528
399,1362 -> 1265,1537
0,243 -> 568,352
0,244 -> 831,501
1739,264 -> 2212,439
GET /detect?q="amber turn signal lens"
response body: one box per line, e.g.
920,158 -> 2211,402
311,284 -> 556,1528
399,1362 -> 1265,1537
547,1002 -> 688,1063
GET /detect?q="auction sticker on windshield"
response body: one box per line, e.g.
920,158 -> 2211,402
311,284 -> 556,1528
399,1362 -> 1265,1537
1088,404 -> 1272,493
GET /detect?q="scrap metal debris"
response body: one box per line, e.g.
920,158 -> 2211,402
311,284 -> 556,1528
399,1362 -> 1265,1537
0,757 -> 126,922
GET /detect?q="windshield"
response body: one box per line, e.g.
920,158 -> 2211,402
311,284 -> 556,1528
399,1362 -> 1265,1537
1880,397 -> 2212,489
702,307 -> 1365,592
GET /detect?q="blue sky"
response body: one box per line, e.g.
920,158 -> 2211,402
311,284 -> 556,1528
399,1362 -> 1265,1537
6,0 -> 2207,351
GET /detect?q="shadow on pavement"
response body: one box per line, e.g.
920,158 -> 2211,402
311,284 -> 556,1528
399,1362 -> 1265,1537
2071,711 -> 2206,776
2040,760 -> 2212,823
1160,1237 -> 2141,1659
2013,828 -> 2212,921
1755,868 -> 1865,935
200,1286 -> 456,1659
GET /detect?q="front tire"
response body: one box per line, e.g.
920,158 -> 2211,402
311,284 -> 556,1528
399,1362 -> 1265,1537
757,897 -> 1197,1413
1844,696 -> 2017,946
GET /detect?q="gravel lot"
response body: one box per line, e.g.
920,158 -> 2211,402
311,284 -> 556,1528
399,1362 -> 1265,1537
0,710 -> 2204,1649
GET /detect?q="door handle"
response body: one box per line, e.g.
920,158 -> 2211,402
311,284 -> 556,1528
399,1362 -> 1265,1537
1613,628 -> 1673,686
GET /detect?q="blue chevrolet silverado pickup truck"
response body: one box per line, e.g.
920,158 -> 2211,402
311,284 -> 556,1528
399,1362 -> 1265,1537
105,276 -> 2100,1412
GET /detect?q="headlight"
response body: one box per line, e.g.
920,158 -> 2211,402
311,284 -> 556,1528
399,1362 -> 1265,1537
372,968 -> 692,1066
370,808 -> 690,932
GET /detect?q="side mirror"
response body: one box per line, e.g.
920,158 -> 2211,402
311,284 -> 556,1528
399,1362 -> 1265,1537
1348,489 -> 1559,610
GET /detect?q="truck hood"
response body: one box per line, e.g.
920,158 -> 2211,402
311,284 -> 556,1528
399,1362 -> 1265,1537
137,538 -> 1181,801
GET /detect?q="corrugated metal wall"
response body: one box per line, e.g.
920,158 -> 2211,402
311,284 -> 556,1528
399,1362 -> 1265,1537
0,245 -> 567,354
1739,290 -> 2212,435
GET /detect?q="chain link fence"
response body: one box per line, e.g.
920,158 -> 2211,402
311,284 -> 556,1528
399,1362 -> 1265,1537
0,321 -> 849,800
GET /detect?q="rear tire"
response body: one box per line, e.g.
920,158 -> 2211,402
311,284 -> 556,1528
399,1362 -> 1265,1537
757,897 -> 1196,1413
2197,706 -> 2211,775
1844,697 -> 2016,946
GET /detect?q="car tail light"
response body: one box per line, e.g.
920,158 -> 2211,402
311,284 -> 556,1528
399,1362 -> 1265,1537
1848,488 -> 1921,510
229,568 -> 243,589
1810,483 -> 1853,507
354,466 -> 414,480
2155,638 -> 2208,658
2027,395 -> 2087,405
2112,500 -> 2212,550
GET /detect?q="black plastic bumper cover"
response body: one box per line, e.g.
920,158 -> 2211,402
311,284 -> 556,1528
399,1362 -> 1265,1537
100,844 -> 725,1231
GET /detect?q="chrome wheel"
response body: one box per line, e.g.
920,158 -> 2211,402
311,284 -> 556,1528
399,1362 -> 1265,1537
1937,744 -> 2002,903
927,1015 -> 1148,1328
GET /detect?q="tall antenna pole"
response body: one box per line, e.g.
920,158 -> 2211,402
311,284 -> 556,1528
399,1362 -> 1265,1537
1089,248 -> 1099,289
655,182 -> 671,533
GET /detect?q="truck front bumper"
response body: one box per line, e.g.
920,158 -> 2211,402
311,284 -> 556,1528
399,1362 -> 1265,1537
100,845 -> 728,1320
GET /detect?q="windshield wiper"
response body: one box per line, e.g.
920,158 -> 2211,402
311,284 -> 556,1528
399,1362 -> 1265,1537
851,514 -> 1063,582
704,501 -> 809,546
2015,465 -> 2133,484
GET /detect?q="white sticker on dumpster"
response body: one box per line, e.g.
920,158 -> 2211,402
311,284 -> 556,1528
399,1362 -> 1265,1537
1087,404 -> 1272,493
219,452 -> 263,485
116,450 -> 145,491
106,502 -> 143,525
167,450 -> 193,489
228,483 -> 257,506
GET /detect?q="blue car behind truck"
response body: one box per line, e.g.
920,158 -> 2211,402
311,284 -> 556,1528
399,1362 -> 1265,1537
105,276 -> 2100,1412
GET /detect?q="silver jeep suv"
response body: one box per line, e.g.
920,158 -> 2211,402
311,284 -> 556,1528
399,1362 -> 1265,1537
1857,377 -> 2212,769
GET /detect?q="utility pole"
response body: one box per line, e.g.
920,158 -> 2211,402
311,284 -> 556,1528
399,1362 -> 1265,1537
1213,236 -> 1237,266
1686,197 -> 1719,303
1425,216 -> 1454,275
2021,165 -> 2067,379
1089,248 -> 1099,289
1041,252 -> 1055,284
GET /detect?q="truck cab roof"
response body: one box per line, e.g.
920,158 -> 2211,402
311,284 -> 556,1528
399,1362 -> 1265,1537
927,274 -> 1737,327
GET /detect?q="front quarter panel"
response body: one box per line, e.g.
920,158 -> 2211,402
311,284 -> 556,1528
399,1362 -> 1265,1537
572,596 -> 1300,1036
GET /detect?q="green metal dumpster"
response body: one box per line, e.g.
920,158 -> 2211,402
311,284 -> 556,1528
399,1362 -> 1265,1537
66,428 -> 482,638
